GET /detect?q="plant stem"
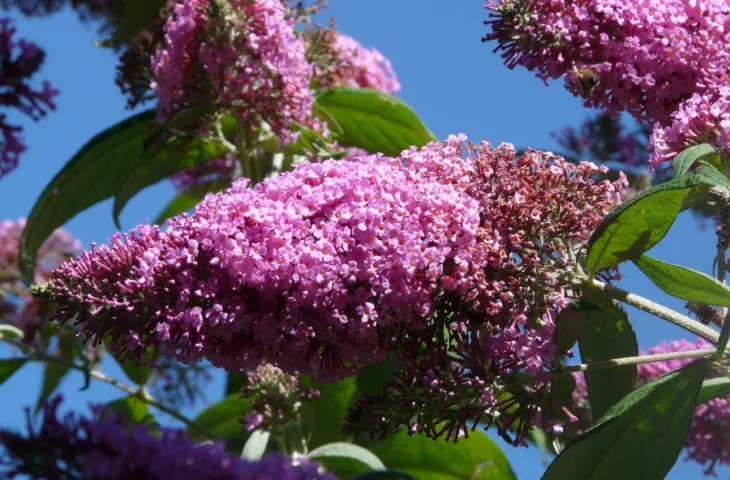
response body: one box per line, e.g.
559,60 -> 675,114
557,348 -> 716,376
587,279 -> 719,344
0,337 -> 215,439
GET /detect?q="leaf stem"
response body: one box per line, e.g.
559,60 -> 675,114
0,336 -> 215,439
556,348 -> 716,376
586,279 -> 719,344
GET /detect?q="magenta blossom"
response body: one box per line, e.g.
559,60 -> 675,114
43,143 -> 481,380
151,0 -> 313,143
0,395 -> 333,480
315,32 -> 401,94
484,0 -> 730,125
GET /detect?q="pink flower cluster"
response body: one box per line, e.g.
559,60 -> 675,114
45,144 -> 481,380
315,32 -> 401,94
484,0 -> 730,169
241,363 -> 319,432
151,0 -> 313,143
0,218 -> 80,342
572,338 -> 729,475
0,18 -> 58,179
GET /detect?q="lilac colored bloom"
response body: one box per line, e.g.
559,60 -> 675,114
0,18 -> 58,179
151,0 -> 314,143
241,363 -> 319,431
484,0 -> 730,125
0,218 -> 80,343
44,144 -> 482,380
314,32 -> 401,94
650,84 -> 730,169
0,395 -> 334,480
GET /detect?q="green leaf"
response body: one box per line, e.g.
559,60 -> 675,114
0,324 -> 23,340
36,331 -> 77,413
113,137 -> 228,227
0,358 -> 26,386
308,443 -> 386,472
634,255 -> 730,307
20,110 -> 156,285
542,359 -> 709,480
693,160 -> 730,188
578,300 -> 638,421
153,180 -> 228,225
586,180 -> 692,274
717,318 -> 730,362
356,353 -> 398,397
304,377 -> 356,449
365,430 -> 517,480
187,394 -> 252,451
105,396 -> 156,425
99,0 -> 166,48
672,144 -> 720,179
241,429 -> 270,461
555,300 -> 600,352
697,377 -> 730,404
314,88 -> 437,157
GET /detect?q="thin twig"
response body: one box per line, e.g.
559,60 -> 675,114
0,337 -> 215,439
557,348 -> 716,376
587,280 -> 719,344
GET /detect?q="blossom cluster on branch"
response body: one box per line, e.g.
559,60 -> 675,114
484,0 -> 730,170
0,18 -> 58,180
0,395 -> 334,480
37,135 -> 625,444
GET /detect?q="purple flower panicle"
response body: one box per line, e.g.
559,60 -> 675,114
0,396 -> 333,480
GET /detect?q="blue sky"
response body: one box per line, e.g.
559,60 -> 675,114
0,2 -> 725,478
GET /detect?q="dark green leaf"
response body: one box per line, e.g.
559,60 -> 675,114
356,353 -> 398,397
105,396 -> 156,425
550,372 -> 576,423
697,377 -> 730,404
241,430 -> 270,461
0,358 -> 26,386
304,378 -> 356,449
364,430 -> 517,480
20,110 -> 156,284
113,137 -> 228,227
347,472 -> 415,480
578,300 -> 638,420
100,0 -> 166,48
586,180 -> 693,274
718,318 -> 730,362
542,359 -> 709,480
225,372 -> 249,396
153,181 -> 227,225
187,394 -> 252,451
315,88 -> 437,157
672,144 -> 720,179
555,300 -> 600,351
634,254 -> 730,307
36,331 -> 77,413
